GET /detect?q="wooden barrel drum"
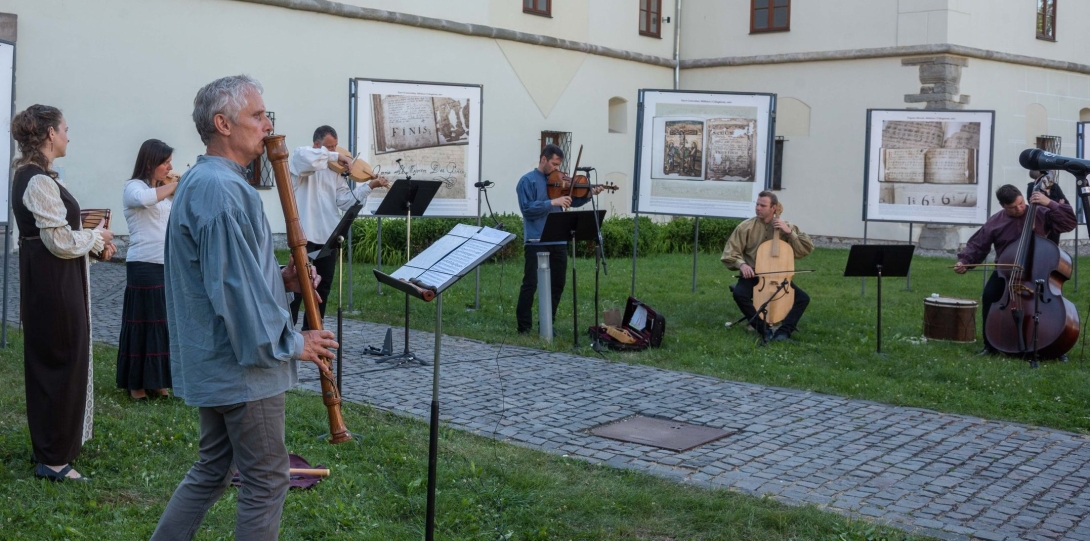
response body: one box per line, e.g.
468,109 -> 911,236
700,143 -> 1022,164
923,297 -> 977,342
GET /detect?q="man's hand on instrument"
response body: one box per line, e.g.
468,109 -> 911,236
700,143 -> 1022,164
551,196 -> 572,209
299,330 -> 339,366
772,218 -> 791,235
99,243 -> 117,261
740,263 -> 756,279
282,255 -> 322,300
1029,191 -> 1052,206
336,153 -> 353,167
591,185 -> 605,195
369,175 -> 391,190
953,260 -> 969,274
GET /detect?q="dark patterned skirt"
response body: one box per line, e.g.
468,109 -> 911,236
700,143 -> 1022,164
116,261 -> 172,391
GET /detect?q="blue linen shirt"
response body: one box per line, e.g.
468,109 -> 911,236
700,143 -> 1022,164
516,168 -> 591,246
164,155 -> 304,407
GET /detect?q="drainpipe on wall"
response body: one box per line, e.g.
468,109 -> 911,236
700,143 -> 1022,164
673,0 -> 681,90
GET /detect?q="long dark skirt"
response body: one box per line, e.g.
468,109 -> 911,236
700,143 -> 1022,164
20,240 -> 90,466
116,262 -> 171,391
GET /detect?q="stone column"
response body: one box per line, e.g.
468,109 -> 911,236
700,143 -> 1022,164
902,55 -> 970,251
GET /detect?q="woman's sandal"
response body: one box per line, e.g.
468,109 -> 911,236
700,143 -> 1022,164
35,463 -> 90,483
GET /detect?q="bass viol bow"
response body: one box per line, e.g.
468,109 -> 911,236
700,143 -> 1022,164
264,134 -> 352,444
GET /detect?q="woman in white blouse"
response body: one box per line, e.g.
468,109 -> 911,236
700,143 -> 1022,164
11,105 -> 114,482
117,139 -> 177,400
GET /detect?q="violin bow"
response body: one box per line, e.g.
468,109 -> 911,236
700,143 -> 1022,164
734,269 -> 816,279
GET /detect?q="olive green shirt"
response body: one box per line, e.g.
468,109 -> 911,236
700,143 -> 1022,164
720,216 -> 814,271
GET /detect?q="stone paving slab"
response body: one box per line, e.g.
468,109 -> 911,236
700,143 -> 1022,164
3,260 -> 1089,541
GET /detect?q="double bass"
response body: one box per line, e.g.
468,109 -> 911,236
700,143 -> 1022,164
985,176 -> 1079,358
752,202 -> 795,326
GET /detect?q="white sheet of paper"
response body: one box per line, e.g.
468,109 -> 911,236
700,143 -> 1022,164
415,269 -> 454,289
471,226 -> 511,245
629,305 -> 648,331
391,266 -> 426,280
430,239 -> 493,277
405,235 -> 467,270
449,223 -> 481,238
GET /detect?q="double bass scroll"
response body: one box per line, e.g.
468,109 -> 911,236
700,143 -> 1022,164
264,134 -> 352,444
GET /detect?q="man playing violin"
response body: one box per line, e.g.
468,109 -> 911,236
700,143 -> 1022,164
721,191 -> 813,342
288,125 -> 389,328
515,144 -> 604,335
953,184 -> 1075,354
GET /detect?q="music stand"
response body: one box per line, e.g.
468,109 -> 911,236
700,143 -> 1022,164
371,180 -> 442,366
540,210 -> 607,346
844,244 -> 915,354
303,202 -> 364,396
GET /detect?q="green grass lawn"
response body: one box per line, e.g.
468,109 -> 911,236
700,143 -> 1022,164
314,247 -> 1090,435
0,332 -> 928,540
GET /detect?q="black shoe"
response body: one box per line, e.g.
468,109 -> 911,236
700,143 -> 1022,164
977,346 -> 999,356
771,329 -> 791,342
35,463 -> 90,483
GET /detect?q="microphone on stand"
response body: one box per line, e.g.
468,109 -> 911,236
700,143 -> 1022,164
473,180 -> 494,188
575,166 -> 595,172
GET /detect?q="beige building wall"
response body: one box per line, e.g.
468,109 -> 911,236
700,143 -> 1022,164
0,0 -> 672,235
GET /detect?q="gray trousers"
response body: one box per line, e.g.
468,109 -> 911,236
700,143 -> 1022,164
151,393 -> 290,541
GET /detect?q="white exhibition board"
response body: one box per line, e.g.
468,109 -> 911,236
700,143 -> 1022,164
863,109 -> 995,226
353,78 -> 481,218
0,41 -> 13,220
633,89 -> 775,219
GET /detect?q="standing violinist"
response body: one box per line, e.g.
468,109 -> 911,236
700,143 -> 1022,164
953,184 -> 1075,355
288,125 -> 389,328
721,191 -> 814,342
515,144 -> 604,335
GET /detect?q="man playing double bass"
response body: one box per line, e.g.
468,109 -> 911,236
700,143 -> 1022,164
953,184 -> 1076,355
721,191 -> 814,342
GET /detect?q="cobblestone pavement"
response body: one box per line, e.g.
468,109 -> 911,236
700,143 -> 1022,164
3,260 -> 1089,541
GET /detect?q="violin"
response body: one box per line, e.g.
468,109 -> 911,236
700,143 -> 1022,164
752,202 -> 795,326
327,146 -> 379,184
544,145 -> 619,199
984,175 -> 1079,358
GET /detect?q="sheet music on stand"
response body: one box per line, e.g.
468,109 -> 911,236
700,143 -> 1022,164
374,224 -> 515,301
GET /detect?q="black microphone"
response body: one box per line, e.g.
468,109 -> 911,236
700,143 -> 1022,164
473,180 -> 494,188
1019,149 -> 1090,176
575,166 -> 595,172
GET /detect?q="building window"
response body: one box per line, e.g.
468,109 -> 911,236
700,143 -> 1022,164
524,0 -> 551,17
541,131 -> 571,172
639,0 -> 662,38
608,98 -> 628,134
1036,0 -> 1056,41
750,0 -> 790,34
771,137 -> 785,190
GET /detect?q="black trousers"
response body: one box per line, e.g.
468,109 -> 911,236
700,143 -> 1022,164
980,271 -> 1006,350
732,277 -> 810,334
516,244 -> 568,333
290,241 -> 336,331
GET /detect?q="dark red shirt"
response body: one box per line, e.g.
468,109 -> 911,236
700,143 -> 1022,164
957,200 -> 1076,264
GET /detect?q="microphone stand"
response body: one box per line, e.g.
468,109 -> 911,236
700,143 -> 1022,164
587,171 -> 608,352
1031,278 -> 1045,369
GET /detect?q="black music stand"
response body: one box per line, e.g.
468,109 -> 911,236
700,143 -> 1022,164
370,180 -> 442,366
541,210 -> 607,346
844,245 -> 915,354
306,202 -> 363,395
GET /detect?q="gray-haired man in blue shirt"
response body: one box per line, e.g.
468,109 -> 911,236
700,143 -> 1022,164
151,75 -> 339,541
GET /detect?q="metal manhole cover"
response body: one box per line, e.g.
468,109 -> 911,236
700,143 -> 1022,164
589,415 -> 734,452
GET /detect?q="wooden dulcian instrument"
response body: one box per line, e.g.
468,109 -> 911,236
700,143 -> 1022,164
327,146 -> 377,183
264,134 -> 352,444
752,203 -> 795,326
